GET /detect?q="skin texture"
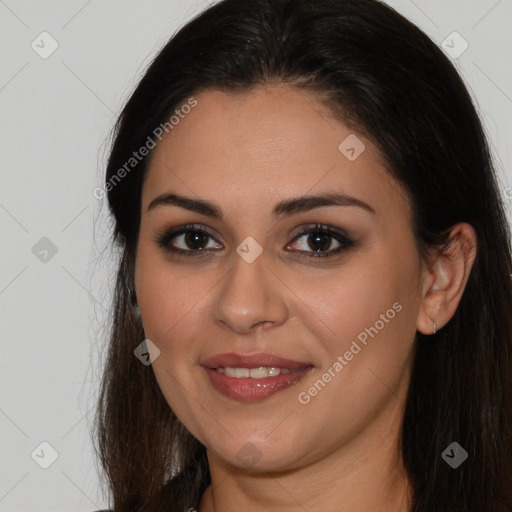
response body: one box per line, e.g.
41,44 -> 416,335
134,84 -> 477,512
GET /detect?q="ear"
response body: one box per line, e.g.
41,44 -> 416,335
417,223 -> 477,335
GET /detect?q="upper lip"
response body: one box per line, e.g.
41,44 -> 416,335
201,352 -> 313,370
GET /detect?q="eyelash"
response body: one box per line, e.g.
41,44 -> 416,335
154,223 -> 354,260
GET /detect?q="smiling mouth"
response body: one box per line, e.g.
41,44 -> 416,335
214,366 -> 312,378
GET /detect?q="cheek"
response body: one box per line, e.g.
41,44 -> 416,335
134,249 -> 208,428
292,257 -> 417,431
293,250 -> 420,415
135,241 -> 192,333
134,245 -> 219,380
294,251 -> 413,349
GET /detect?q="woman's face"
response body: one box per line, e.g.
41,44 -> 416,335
135,84 -> 426,472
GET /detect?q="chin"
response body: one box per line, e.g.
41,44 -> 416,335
208,435 -> 306,473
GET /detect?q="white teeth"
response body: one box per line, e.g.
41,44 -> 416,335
226,367 -> 250,378
217,367 -> 292,378
247,367 -> 269,378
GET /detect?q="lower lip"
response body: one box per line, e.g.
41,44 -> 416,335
202,366 -> 314,402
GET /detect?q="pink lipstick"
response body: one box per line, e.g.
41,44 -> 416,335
201,352 -> 314,402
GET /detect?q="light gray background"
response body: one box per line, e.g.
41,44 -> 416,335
1,1 -> 511,511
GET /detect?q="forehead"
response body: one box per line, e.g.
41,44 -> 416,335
141,85 -> 410,222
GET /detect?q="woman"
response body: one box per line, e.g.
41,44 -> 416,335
93,0 -> 512,510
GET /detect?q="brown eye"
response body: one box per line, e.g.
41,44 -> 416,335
155,223 -> 354,260
155,224 -> 222,257
287,224 -> 354,258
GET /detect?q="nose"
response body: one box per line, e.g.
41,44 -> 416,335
211,250 -> 288,335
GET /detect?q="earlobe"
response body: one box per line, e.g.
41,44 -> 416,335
428,315 -> 438,334
417,223 -> 477,336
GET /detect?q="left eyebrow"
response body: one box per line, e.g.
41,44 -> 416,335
146,191 -> 376,218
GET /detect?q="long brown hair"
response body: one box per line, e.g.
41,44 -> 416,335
92,0 -> 512,510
